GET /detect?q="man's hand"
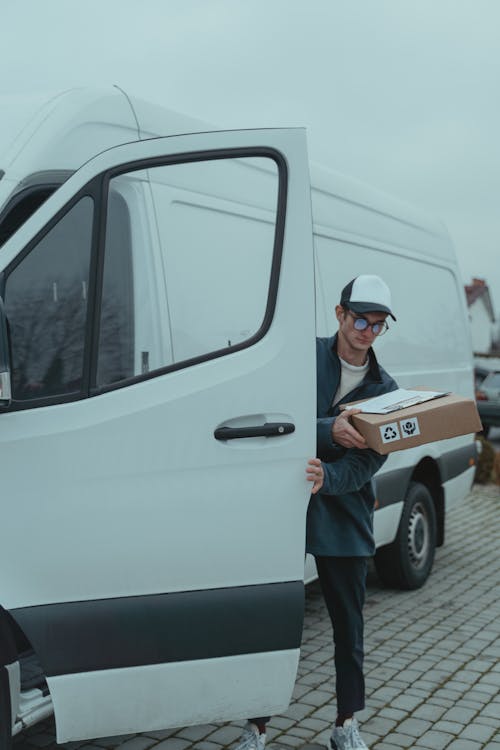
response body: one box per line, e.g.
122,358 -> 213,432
306,458 -> 324,494
332,408 -> 367,449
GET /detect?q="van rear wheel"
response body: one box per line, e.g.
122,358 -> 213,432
0,666 -> 13,750
374,481 -> 437,590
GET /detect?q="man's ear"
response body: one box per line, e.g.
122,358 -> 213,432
335,305 -> 344,324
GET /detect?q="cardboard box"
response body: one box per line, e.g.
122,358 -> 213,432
342,389 -> 482,455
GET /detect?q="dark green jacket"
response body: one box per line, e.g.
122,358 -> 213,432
306,335 -> 398,557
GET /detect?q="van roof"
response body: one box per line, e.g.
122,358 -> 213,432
309,161 -> 454,262
0,86 -> 453,263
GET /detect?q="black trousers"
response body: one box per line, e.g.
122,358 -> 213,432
315,555 -> 368,716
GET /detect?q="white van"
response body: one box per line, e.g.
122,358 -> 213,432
0,87 -> 476,748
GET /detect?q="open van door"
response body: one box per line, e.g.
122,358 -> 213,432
0,129 -> 315,742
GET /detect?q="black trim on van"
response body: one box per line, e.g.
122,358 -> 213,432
374,441 -> 476,509
374,467 -> 412,508
437,442 -> 476,482
0,607 -> 17,667
11,581 -> 304,677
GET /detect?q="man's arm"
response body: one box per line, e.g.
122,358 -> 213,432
319,448 -> 387,497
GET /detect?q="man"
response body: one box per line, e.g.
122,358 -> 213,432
235,275 -> 397,750
306,274 -> 397,750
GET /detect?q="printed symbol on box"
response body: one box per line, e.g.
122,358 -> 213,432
400,417 -> 420,439
380,422 -> 400,443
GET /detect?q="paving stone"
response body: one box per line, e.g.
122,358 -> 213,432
374,731 -> 415,748
481,703 -> 500,720
282,703 -> 313,721
272,735 -> 305,747
204,726 -> 242,745
388,694 -> 422,711
395,717 -> 433,737
299,690 -> 333,708
141,730 -> 182,741
415,729 -> 456,748
173,726 -> 217,742
89,736 -> 138,747
268,717 -> 296,732
300,718 -> 330,733
475,715 -> 500,730
362,715 -> 398,736
111,739 -> 156,750
147,741 -> 192,750
459,722 -> 497,743
441,706 -> 476,724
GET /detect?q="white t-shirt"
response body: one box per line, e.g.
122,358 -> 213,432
332,356 -> 369,408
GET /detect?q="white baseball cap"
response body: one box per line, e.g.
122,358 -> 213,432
340,275 -> 396,320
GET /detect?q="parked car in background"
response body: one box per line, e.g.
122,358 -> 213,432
476,370 -> 500,437
474,365 -> 490,391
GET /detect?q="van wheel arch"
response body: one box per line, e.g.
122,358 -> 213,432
412,458 -> 444,547
374,459 -> 443,589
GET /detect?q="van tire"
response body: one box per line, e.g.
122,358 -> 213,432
374,481 -> 437,590
0,666 -> 12,750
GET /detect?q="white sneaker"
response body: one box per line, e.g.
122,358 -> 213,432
234,722 -> 267,750
329,718 -> 368,750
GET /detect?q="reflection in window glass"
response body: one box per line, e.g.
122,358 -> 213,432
4,197 -> 93,400
96,156 -> 279,387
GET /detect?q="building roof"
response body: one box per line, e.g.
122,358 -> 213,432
465,278 -> 496,321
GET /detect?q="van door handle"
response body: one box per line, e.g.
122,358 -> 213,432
214,422 -> 295,440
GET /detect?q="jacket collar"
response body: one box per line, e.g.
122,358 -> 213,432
329,333 -> 383,383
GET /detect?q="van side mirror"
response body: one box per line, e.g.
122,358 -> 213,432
0,296 -> 12,406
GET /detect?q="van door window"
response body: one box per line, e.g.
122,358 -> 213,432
3,197 -> 93,401
96,156 -> 279,388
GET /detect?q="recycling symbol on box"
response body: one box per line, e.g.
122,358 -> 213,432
380,422 -> 400,443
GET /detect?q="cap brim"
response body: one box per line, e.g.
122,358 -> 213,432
347,301 -> 397,321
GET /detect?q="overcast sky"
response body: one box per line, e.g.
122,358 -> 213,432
2,0 -> 500,311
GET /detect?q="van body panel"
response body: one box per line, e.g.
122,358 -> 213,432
0,128 -> 316,737
373,502 -> 404,547
443,466 -> 476,508
47,650 -> 300,743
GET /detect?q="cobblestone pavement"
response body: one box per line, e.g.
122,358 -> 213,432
16,484 -> 500,750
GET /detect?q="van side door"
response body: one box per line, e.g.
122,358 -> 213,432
0,129 -> 316,742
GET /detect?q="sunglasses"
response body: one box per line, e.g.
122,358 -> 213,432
346,310 -> 388,336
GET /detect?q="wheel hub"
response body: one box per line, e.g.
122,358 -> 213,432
407,502 -> 429,569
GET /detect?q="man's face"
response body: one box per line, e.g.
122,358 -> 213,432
336,305 -> 388,355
